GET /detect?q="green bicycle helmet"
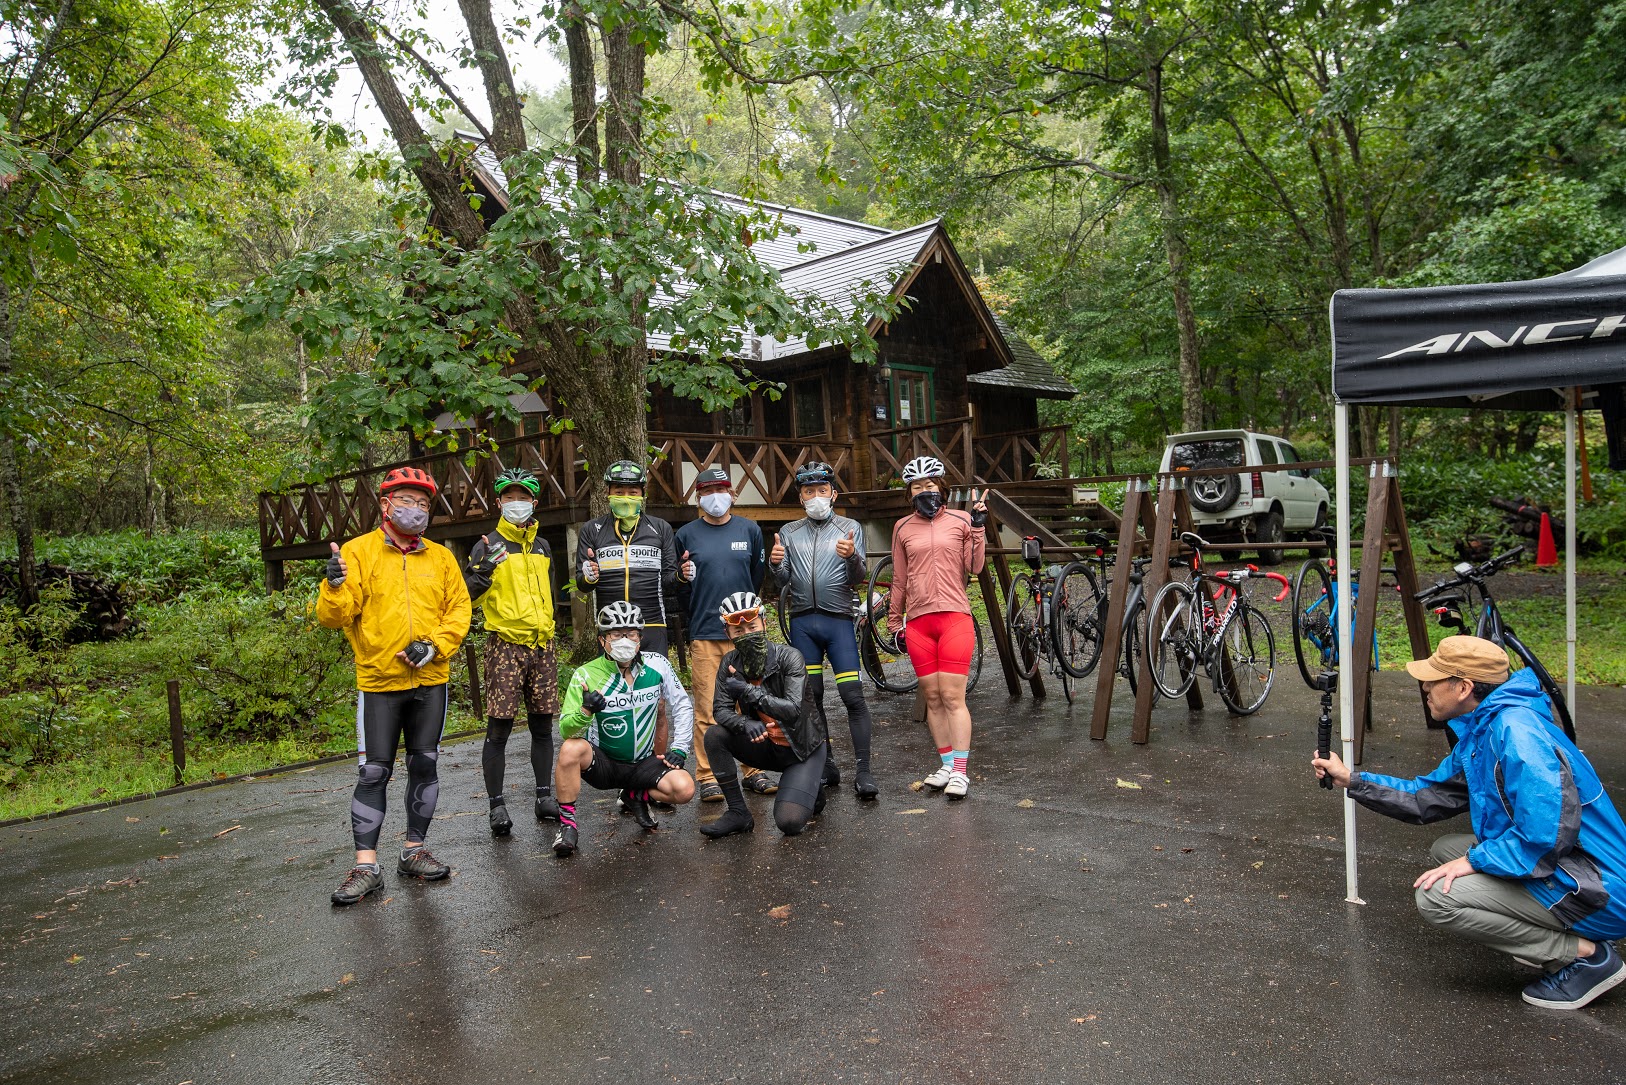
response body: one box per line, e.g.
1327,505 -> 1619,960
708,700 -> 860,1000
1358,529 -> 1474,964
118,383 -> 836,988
494,467 -> 540,498
603,460 -> 647,486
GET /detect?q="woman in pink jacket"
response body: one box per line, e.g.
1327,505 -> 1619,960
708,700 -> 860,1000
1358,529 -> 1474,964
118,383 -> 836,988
888,456 -> 988,798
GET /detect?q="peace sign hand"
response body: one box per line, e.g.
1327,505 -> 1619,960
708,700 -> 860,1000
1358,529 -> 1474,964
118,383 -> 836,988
968,488 -> 990,528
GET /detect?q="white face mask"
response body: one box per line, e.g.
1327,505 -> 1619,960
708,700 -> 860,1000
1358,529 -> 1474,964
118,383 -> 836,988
606,638 -> 639,664
803,496 -> 833,521
699,492 -> 733,518
500,500 -> 535,524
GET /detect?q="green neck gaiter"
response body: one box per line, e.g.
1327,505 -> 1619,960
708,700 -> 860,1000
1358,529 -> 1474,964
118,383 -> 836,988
609,496 -> 644,532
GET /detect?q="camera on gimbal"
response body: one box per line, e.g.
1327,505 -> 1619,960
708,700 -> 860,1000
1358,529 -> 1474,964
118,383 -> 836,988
1310,671 -> 1337,694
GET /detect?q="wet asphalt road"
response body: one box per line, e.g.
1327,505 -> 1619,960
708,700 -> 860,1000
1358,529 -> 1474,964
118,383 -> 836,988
5,673 -> 1626,1085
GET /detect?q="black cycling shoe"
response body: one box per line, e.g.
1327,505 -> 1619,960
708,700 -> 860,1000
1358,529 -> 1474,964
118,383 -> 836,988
700,809 -> 755,838
651,799 -> 676,812
854,770 -> 879,799
552,824 -> 578,857
823,759 -> 841,788
535,795 -> 561,821
330,865 -> 383,905
489,804 -> 513,837
629,795 -> 659,830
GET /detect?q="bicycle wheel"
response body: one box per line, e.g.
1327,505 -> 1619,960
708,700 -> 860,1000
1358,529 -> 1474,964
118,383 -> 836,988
775,595 -> 793,643
1291,558 -> 1335,688
1122,599 -> 1160,702
1218,603 -> 1277,715
1006,573 -> 1041,680
966,619 -> 985,693
1052,562 -> 1104,678
860,557 -> 917,694
1149,581 -> 1199,699
1055,654 -> 1075,704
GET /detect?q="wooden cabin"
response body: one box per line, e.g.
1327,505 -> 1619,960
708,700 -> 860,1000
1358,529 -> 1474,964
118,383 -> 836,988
258,139 -> 1080,600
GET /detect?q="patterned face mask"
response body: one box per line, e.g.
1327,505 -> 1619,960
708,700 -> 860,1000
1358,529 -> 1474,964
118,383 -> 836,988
608,496 -> 644,525
912,491 -> 944,519
734,631 -> 769,679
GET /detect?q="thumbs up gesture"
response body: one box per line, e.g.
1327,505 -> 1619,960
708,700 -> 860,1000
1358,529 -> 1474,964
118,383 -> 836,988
581,545 -> 600,584
770,532 -> 786,566
325,541 -> 347,586
680,549 -> 695,582
835,529 -> 856,559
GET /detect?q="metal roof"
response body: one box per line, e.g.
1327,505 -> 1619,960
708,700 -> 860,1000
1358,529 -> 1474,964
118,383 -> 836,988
452,134 -> 1075,398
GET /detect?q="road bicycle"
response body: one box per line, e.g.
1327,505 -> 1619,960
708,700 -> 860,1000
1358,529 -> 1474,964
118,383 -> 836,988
1415,546 -> 1575,740
1289,528 -> 1391,688
1149,532 -> 1290,715
857,555 -> 984,695
1005,537 -> 1100,704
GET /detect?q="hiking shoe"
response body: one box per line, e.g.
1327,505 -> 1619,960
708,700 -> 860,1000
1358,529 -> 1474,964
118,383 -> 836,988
698,781 -> 725,803
397,847 -> 450,880
489,804 -> 513,837
1523,943 -> 1626,1009
944,771 -> 970,799
330,865 -> 383,906
923,765 -> 953,790
535,795 -> 561,821
744,773 -> 778,795
854,770 -> 879,800
700,809 -> 755,838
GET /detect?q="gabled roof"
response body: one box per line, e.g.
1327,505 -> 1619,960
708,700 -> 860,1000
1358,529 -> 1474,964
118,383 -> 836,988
453,135 -> 1075,398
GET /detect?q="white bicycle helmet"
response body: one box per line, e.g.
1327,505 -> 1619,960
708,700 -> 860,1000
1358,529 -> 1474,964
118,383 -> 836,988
718,590 -> 764,623
901,456 -> 946,483
596,600 -> 645,632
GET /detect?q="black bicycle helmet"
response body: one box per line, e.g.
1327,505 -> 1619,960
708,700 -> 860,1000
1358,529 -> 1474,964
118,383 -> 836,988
795,461 -> 836,487
603,460 -> 646,486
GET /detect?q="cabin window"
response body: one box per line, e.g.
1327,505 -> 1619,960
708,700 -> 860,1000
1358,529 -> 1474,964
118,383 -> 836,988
793,377 -> 827,438
722,398 -> 754,436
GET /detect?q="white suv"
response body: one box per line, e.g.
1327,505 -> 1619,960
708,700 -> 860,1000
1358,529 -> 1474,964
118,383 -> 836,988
1157,430 -> 1329,564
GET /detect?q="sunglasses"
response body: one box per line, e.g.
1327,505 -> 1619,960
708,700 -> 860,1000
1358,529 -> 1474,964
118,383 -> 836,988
721,607 -> 763,627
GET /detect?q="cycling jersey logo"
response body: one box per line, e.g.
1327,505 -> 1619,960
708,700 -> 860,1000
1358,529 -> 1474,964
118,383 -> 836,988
600,713 -> 631,739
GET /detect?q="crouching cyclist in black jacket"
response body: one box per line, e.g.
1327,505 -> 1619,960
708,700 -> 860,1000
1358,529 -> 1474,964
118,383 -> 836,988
701,591 -> 828,838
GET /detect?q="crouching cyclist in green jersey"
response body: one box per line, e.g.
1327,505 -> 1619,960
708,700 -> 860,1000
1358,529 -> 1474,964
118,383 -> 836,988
552,602 -> 696,857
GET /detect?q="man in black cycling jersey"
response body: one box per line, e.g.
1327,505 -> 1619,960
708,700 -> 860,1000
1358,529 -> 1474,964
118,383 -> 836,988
577,460 -> 685,657
701,592 -> 828,838
770,461 -> 877,798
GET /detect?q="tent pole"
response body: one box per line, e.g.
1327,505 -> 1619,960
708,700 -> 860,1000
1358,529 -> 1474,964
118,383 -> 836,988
1335,401 -> 1361,904
1566,391 -> 1578,721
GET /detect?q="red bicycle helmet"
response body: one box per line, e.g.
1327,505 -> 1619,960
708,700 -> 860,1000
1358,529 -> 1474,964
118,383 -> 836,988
379,466 -> 439,497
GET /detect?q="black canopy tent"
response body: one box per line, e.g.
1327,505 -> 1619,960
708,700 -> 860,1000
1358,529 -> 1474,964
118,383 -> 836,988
1325,246 -> 1626,903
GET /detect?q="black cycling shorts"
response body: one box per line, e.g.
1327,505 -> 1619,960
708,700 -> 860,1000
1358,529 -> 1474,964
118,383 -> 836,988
581,749 -> 672,792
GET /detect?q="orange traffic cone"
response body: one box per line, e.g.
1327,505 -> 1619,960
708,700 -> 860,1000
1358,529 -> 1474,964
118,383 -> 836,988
1536,512 -> 1559,567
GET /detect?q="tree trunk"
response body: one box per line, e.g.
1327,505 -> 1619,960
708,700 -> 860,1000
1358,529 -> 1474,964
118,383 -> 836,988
1146,63 -> 1202,432
0,273 -> 39,607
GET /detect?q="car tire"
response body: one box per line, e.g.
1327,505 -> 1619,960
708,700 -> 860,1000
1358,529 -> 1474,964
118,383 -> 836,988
1187,467 -> 1241,514
1256,508 -> 1285,565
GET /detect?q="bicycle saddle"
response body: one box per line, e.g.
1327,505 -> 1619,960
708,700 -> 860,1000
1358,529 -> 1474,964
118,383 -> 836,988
1084,530 -> 1112,549
1179,531 -> 1210,550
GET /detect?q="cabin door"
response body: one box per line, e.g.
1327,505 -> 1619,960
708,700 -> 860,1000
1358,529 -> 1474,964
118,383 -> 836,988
889,367 -> 934,429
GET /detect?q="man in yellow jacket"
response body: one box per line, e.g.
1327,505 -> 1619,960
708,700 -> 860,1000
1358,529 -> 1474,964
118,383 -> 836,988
317,466 -> 471,906
464,468 -> 562,837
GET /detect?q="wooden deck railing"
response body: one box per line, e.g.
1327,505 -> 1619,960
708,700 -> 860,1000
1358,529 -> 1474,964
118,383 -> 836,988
648,432 -> 853,508
972,424 -> 1070,485
870,416 -> 975,486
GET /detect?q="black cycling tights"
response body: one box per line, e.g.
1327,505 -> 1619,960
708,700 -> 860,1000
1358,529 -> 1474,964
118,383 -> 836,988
482,713 -> 555,803
704,727 -> 828,835
806,673 -> 873,772
351,685 -> 448,852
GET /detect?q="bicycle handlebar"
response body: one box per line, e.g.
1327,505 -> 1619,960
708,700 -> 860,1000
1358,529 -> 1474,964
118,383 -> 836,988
1414,545 -> 1526,603
1214,567 -> 1291,601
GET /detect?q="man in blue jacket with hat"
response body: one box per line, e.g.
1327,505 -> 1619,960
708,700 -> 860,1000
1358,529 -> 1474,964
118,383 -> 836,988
1314,635 -> 1626,1010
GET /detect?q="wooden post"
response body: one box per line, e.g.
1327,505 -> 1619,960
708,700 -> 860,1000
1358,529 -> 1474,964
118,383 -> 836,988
977,509 -> 1023,697
1130,480 -> 1180,744
1090,479 -> 1150,740
166,680 -> 185,787
263,559 -> 285,594
989,526 -> 1045,699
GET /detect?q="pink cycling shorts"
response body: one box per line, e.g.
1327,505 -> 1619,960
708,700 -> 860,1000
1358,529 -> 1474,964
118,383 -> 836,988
904,611 -> 976,677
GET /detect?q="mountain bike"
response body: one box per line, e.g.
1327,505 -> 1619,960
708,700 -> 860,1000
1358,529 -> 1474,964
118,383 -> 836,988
1005,537 -> 1099,704
858,555 -> 984,695
1415,546 -> 1575,740
1149,532 -> 1290,715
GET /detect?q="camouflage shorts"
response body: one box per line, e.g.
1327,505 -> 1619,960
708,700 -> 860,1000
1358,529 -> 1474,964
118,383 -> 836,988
483,636 -> 561,719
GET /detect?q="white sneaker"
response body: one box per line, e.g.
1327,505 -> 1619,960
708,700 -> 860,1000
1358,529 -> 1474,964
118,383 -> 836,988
944,771 -> 970,798
923,765 -> 953,789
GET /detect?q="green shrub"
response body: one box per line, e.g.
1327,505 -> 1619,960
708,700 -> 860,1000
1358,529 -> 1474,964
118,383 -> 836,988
1,528 -> 264,605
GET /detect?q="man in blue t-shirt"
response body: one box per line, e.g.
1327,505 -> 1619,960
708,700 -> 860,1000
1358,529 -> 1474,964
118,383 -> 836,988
676,466 -> 771,802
